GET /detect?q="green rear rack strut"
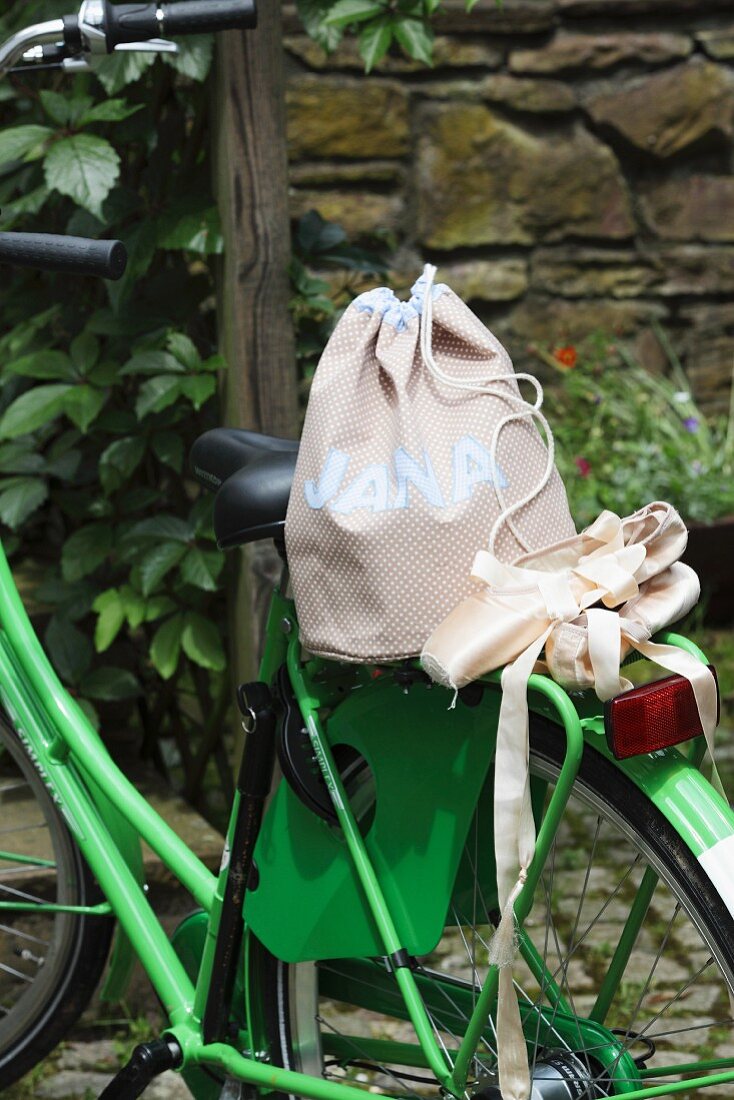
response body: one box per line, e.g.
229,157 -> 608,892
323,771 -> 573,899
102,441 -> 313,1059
287,632 -> 455,1093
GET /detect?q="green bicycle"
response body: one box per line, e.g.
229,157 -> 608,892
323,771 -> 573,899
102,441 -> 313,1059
1,6 -> 734,1099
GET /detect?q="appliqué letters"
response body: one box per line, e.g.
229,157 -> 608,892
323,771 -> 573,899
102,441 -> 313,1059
305,437 -> 508,515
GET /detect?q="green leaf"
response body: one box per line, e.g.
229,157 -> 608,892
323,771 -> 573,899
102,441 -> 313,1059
45,616 -> 93,685
99,436 -> 146,493
0,186 -> 51,227
0,441 -> 44,475
44,134 -> 121,219
162,34 -> 213,81
88,360 -> 118,386
45,449 -> 82,481
150,613 -> 185,679
144,595 -> 177,622
152,432 -> 184,473
0,477 -> 48,528
127,515 -> 194,542
324,0 -> 387,27
121,350 -> 185,376
78,100 -> 144,126
166,333 -> 201,371
63,384 -> 107,433
139,541 -> 187,596
0,384 -> 73,439
95,51 -> 157,96
0,125 -> 53,166
70,332 -> 99,374
120,584 -> 146,628
36,576 -> 97,621
296,0 -> 342,49
5,351 -> 76,382
135,375 -> 184,419
81,666 -> 141,701
201,354 -> 226,374
62,523 -> 113,582
39,89 -> 78,127
358,16 -> 395,71
393,15 -> 434,64
157,205 -> 223,255
180,375 -> 216,411
92,588 -> 126,651
181,612 -> 226,671
179,547 -> 225,591
297,211 -> 346,255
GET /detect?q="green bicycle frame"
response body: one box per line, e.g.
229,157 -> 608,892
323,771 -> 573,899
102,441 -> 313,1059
1,532 -> 734,1099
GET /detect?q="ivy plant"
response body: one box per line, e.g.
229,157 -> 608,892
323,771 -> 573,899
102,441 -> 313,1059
0,0 -> 230,809
299,0 -> 486,71
0,0 -> 468,817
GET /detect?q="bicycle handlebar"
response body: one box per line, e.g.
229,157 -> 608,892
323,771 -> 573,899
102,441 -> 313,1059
0,233 -> 127,280
106,1 -> 257,46
0,1 -> 257,76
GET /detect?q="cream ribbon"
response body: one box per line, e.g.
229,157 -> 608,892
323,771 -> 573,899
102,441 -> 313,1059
470,511 -> 719,1100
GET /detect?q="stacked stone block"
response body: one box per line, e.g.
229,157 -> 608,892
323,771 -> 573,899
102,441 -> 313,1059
284,0 -> 734,403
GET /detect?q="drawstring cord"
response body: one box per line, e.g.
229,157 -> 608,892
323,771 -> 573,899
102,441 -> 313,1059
419,263 -> 556,555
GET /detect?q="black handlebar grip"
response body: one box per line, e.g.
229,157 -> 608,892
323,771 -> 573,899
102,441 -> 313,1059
0,234 -> 128,280
105,0 -> 256,45
160,0 -> 257,35
105,2 -> 160,46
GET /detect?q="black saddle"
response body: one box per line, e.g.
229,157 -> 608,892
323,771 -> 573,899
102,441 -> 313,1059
190,428 -> 299,549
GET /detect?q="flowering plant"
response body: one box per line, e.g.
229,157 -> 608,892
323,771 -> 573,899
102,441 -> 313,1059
540,332 -> 734,529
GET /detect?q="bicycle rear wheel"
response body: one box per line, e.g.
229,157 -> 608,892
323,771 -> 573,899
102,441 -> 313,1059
258,717 -> 734,1099
0,713 -> 113,1086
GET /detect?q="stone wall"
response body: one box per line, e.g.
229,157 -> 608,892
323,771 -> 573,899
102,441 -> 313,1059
283,0 -> 734,408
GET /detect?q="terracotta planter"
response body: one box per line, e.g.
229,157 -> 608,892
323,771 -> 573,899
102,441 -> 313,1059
683,518 -> 734,624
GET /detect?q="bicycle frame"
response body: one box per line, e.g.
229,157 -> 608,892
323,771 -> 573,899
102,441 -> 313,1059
1,526 -> 734,1099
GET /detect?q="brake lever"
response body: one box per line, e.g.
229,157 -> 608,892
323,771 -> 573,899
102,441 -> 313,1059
113,38 -> 178,53
14,35 -> 176,75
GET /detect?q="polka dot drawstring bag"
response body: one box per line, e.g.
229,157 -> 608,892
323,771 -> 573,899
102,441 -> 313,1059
285,263 -> 576,663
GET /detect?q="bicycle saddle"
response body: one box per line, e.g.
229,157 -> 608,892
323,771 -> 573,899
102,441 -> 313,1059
191,428 -> 299,549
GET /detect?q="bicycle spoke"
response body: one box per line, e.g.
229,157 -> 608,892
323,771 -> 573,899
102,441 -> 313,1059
0,961 -> 33,985
0,882 -> 47,905
317,1012 -> 426,1099
0,922 -> 49,946
279,733 -> 734,1100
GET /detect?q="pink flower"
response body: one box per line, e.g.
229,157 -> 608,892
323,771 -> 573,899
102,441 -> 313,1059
575,457 -> 591,478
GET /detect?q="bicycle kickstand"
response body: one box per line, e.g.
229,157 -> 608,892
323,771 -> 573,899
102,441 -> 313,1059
98,1037 -> 182,1099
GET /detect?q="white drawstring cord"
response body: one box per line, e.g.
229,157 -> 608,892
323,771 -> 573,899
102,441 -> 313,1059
419,263 -> 556,554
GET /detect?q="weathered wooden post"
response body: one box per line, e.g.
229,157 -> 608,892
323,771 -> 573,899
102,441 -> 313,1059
212,2 -> 298,697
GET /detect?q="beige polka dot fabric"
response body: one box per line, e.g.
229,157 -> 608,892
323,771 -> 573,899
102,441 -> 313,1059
285,272 -> 576,662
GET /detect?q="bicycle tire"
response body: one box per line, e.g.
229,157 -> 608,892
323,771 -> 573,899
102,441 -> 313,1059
257,716 -> 734,1099
0,712 -> 113,1087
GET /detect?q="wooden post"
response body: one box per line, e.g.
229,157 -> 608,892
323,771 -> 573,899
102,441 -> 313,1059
213,6 -> 298,695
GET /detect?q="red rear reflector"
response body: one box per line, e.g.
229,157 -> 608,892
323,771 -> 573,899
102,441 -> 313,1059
604,667 -> 718,760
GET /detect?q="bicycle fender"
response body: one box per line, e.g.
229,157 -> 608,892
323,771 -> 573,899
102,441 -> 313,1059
584,720 -> 734,917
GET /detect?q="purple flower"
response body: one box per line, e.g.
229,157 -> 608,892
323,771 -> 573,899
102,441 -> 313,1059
683,416 -> 699,433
